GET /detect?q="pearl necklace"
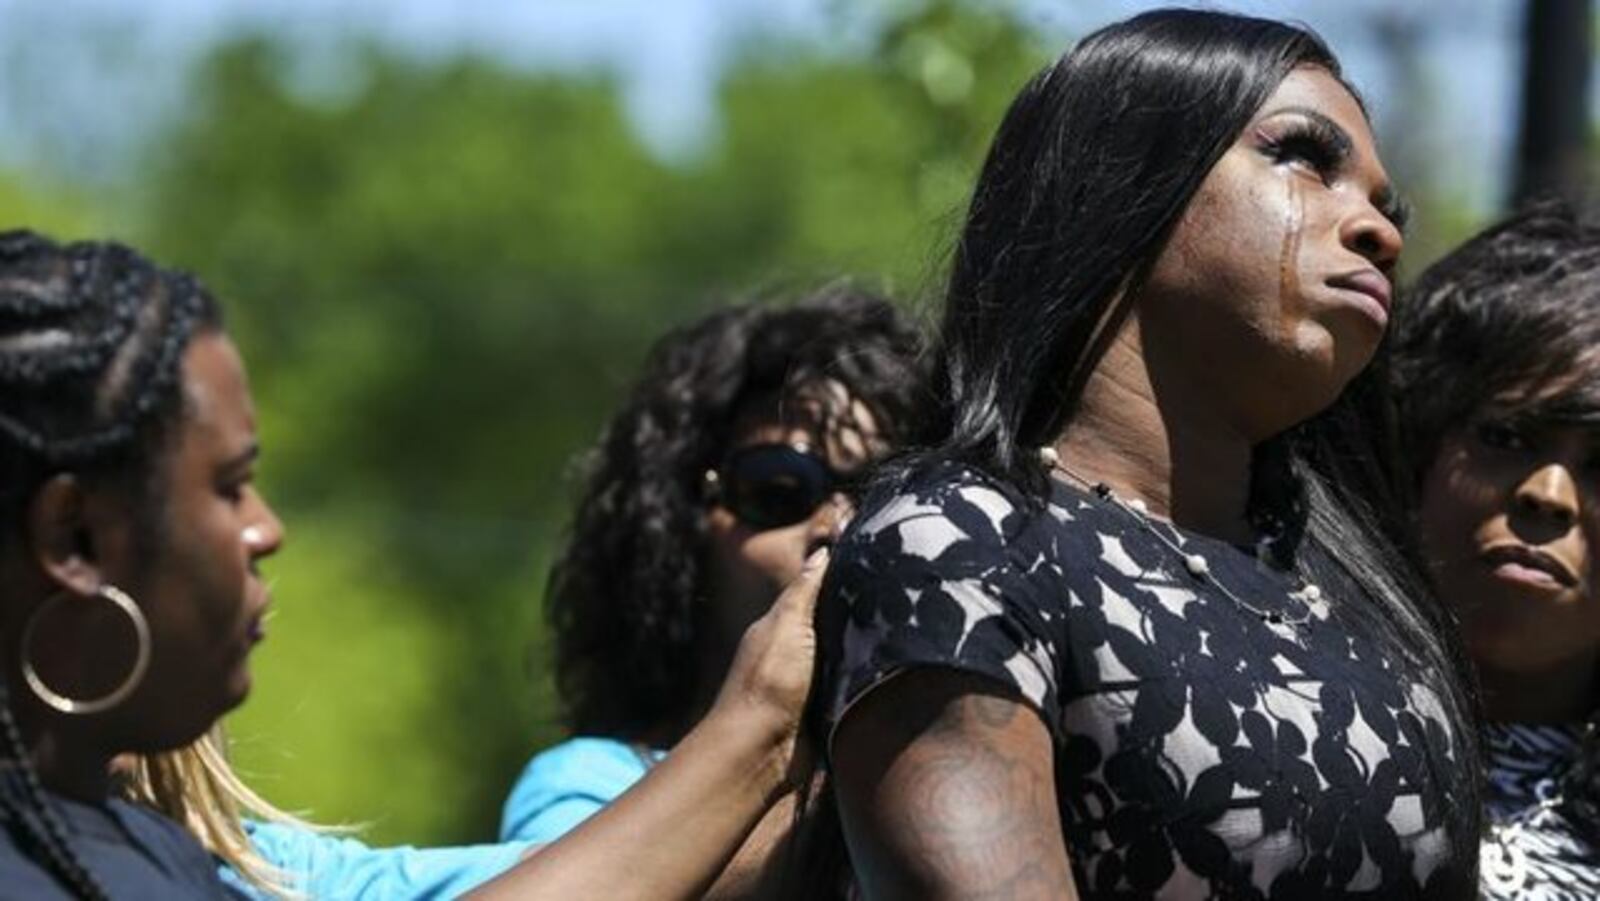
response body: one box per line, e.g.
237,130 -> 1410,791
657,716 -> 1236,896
1039,446 -> 1323,628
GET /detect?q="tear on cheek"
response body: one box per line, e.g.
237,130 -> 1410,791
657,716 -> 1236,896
1276,177 -> 1304,319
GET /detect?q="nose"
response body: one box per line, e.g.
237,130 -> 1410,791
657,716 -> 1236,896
1513,463 -> 1581,532
243,491 -> 286,559
1340,199 -> 1404,274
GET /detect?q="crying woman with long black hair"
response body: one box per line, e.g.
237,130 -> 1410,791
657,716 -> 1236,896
817,9 -> 1481,899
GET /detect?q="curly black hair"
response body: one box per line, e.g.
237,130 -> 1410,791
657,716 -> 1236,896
1392,199 -> 1600,483
0,230 -> 222,899
547,286 -> 924,742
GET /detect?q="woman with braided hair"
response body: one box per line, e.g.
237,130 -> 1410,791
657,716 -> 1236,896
0,233 -> 245,899
0,230 -> 830,900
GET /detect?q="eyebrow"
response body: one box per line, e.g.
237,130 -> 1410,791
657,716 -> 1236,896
218,442 -> 260,475
1262,105 -> 1354,153
1261,105 -> 1409,233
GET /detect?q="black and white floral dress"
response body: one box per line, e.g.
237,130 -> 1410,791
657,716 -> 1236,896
819,463 -> 1473,899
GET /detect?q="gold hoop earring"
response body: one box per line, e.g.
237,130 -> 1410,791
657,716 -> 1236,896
21,584 -> 151,715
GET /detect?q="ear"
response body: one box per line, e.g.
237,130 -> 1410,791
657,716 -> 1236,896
25,473 -> 104,597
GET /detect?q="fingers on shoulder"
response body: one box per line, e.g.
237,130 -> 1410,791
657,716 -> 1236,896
775,547 -> 829,618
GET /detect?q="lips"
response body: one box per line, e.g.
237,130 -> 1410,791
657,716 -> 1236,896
244,583 -> 272,644
1480,543 -> 1580,590
247,612 -> 267,643
1326,268 -> 1393,313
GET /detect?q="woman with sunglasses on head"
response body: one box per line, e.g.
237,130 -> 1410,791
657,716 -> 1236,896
1392,201 -> 1600,899
816,9 -> 1482,899
500,287 -> 921,896
0,229 -> 834,900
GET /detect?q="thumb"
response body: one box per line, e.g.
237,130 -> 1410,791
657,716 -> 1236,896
773,547 -> 829,623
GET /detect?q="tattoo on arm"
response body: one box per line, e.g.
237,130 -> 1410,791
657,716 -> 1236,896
833,671 -> 1078,901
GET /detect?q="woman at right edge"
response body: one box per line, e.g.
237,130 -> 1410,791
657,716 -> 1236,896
819,10 -> 1480,900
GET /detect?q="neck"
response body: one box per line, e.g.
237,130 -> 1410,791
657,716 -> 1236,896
2,661 -> 108,803
1480,652 -> 1598,724
29,733 -> 111,803
1051,319 -> 1256,543
642,626 -> 740,748
0,574 -> 115,803
680,632 -> 742,745
8,693 -> 114,803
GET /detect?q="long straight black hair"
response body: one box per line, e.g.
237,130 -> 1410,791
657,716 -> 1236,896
893,7 -> 1481,881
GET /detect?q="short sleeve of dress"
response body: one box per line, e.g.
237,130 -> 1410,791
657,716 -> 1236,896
817,464 -> 1064,744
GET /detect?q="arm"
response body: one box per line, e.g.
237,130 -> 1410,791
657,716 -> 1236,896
700,765 -> 824,901
465,548 -> 826,901
229,823 -> 536,900
831,670 -> 1079,901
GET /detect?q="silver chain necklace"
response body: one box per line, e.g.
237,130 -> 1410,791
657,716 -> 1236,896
1039,446 -> 1324,628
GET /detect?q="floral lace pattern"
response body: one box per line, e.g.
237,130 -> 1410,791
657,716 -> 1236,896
820,463 -> 1470,899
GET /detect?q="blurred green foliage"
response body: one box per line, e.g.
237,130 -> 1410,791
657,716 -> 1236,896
0,0 -> 1497,846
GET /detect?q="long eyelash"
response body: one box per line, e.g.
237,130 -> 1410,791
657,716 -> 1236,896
1263,119 -> 1350,175
1265,118 -> 1408,232
1381,195 -> 1412,233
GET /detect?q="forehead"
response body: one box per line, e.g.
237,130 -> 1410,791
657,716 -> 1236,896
177,334 -> 255,453
1256,67 -> 1365,124
1481,362 -> 1600,430
729,379 -> 883,468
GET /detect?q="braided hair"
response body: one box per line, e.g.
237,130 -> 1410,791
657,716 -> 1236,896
0,230 -> 221,898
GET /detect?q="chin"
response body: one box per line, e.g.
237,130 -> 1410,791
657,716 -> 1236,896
1257,371 -> 1346,437
1464,632 -> 1534,674
1464,613 -> 1580,674
222,666 -> 254,711
129,710 -> 229,754
1301,321 -> 1375,391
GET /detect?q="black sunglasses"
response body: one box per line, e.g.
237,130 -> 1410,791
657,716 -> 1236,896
705,443 -> 851,530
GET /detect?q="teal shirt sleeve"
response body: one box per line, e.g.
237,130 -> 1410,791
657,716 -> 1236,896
497,737 -> 661,843
220,822 -> 532,901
